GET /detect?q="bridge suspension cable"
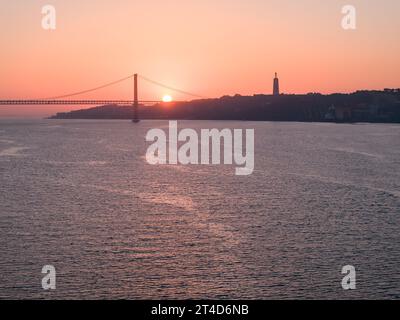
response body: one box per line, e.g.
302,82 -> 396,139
43,73 -> 136,100
41,73 -> 206,100
138,75 -> 207,99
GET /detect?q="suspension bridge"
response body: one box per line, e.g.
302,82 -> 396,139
0,74 -> 206,123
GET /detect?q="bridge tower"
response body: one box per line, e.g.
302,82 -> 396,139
132,73 -> 140,123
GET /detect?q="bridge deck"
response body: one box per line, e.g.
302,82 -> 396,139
0,100 -> 161,105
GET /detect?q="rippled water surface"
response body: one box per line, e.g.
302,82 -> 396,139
0,120 -> 399,299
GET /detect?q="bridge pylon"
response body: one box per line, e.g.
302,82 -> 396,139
132,73 -> 140,123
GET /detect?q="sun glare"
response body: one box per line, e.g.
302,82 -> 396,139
162,95 -> 173,103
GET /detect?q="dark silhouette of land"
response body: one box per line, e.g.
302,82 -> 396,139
50,89 -> 400,123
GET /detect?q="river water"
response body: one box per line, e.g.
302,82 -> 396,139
0,120 -> 399,299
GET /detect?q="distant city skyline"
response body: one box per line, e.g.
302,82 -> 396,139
0,0 -> 399,117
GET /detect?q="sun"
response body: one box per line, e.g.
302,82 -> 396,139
162,95 -> 173,103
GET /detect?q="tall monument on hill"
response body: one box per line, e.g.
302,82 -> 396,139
273,72 -> 280,96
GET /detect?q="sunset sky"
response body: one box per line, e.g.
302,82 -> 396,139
0,0 -> 399,117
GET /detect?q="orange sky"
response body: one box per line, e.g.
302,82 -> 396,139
0,0 -> 399,117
